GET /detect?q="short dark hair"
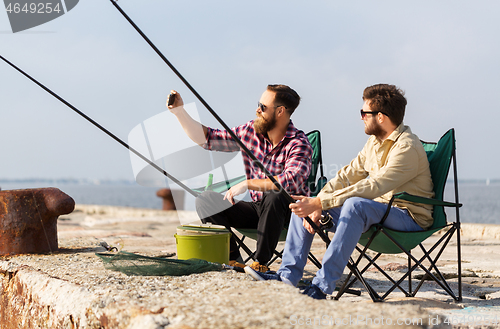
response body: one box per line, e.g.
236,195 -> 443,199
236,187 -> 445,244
267,84 -> 301,115
363,84 -> 407,126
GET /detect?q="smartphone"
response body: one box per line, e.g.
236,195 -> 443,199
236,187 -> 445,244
167,93 -> 176,106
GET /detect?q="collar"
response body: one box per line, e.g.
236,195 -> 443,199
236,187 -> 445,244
378,123 -> 408,144
284,120 -> 298,139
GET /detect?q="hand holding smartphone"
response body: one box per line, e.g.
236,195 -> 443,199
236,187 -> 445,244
167,92 -> 176,107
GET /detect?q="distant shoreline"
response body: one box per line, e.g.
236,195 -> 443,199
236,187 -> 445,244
0,178 -> 137,186
1,178 -> 499,186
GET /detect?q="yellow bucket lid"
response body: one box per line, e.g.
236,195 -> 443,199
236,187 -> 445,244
176,224 -> 230,236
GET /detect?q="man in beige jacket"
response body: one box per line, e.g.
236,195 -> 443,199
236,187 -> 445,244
246,84 -> 434,299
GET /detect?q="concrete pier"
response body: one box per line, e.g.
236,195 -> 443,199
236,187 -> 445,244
1,205 -> 499,328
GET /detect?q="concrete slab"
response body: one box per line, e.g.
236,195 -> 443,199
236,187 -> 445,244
1,204 -> 500,328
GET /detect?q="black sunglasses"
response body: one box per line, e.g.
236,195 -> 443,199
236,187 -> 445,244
360,110 -> 388,119
258,102 -> 285,112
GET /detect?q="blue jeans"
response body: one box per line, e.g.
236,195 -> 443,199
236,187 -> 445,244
277,197 -> 423,294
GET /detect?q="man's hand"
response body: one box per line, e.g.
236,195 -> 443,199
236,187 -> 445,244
166,90 -> 184,111
165,90 -> 208,145
289,195 -> 323,234
223,181 -> 248,205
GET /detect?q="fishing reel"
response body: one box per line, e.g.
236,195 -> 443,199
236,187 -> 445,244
318,211 -> 334,231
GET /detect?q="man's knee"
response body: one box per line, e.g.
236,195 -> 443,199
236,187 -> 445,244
195,191 -> 222,206
340,197 -> 369,218
342,197 -> 366,208
195,191 -> 229,220
340,197 -> 384,230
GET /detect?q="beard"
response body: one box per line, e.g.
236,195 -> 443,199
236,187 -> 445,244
254,112 -> 277,135
364,118 -> 386,138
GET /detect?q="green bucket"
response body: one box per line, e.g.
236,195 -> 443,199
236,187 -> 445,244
175,225 -> 230,264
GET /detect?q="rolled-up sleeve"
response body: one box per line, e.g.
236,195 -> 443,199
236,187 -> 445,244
204,127 -> 241,152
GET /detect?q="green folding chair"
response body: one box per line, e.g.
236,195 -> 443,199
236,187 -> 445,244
335,129 -> 463,302
195,130 -> 327,268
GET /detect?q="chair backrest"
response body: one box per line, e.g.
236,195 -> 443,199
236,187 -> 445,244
421,129 -> 456,229
306,130 -> 327,197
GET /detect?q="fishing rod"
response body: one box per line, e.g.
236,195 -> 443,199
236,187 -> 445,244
0,55 -> 259,264
0,55 -> 199,198
110,2 -> 375,298
108,0 -> 334,241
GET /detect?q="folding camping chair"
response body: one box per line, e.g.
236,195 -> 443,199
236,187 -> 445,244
335,128 -> 463,302
196,130 -> 327,269
235,130 -> 328,269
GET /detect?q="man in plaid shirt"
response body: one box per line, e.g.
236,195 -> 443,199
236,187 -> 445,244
167,85 -> 312,272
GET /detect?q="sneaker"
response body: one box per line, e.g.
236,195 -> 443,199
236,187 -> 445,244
244,267 -> 293,286
228,260 -> 245,268
301,284 -> 327,300
244,266 -> 281,281
249,261 -> 269,273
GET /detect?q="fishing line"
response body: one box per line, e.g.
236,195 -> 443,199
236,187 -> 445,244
108,0 -> 334,242
0,55 -> 199,198
0,54 -> 259,266
109,3 -> 375,297
108,1 -> 286,192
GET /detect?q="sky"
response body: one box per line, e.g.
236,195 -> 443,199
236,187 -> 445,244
1,0 -> 499,184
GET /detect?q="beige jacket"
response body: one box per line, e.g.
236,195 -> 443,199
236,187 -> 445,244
317,124 -> 434,229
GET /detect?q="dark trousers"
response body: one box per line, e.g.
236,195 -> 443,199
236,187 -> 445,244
195,190 -> 291,264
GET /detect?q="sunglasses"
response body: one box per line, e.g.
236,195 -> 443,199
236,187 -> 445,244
360,110 -> 388,119
258,102 -> 285,112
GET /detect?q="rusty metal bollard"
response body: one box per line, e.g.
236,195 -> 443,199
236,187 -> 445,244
156,188 -> 185,210
0,187 -> 75,255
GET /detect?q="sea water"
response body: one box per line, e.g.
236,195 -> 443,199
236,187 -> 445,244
1,180 -> 498,225
0,181 -> 164,209
444,181 -> 500,225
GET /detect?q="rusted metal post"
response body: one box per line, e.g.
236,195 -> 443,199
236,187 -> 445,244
0,188 -> 75,255
156,188 -> 184,210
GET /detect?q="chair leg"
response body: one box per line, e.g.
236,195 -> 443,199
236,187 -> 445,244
410,229 -> 457,298
379,228 -> 460,301
348,258 -> 382,301
414,241 -> 455,297
335,271 -> 355,300
408,251 -> 412,296
243,254 -> 255,264
456,222 -> 463,301
348,238 -> 411,298
266,248 -> 283,267
231,232 -> 257,263
335,247 -> 370,300
356,246 -> 411,297
348,226 -> 459,301
336,230 -> 389,301
336,257 -> 382,302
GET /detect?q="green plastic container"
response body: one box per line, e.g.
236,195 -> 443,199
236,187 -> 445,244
175,225 -> 230,264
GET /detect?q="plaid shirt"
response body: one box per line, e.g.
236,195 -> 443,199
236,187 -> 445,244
205,120 -> 312,201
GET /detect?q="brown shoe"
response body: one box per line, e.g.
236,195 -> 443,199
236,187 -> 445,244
229,260 -> 245,268
250,261 -> 269,273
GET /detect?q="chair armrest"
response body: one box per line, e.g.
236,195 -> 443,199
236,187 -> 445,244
393,192 -> 462,208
